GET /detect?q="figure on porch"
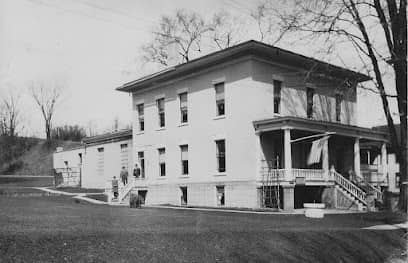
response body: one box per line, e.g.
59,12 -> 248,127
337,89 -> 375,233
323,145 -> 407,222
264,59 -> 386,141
120,166 -> 128,185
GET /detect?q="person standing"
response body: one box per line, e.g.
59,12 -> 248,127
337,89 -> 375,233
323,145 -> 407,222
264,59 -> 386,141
120,166 -> 128,185
112,176 -> 119,199
133,163 -> 141,178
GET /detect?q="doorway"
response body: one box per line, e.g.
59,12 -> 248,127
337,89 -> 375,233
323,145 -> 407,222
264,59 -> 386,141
180,187 -> 187,205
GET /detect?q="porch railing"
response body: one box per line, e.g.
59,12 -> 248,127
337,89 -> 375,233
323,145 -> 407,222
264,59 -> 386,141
260,161 -> 325,182
292,169 -> 325,181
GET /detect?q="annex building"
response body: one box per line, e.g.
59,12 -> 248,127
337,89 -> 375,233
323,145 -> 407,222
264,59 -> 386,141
54,40 -> 397,211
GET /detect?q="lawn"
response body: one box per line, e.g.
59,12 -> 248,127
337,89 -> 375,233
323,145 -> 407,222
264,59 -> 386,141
0,176 -> 54,187
52,186 -> 105,193
0,194 -> 406,263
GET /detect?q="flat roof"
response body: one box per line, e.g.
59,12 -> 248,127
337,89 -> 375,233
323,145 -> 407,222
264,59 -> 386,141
117,40 -> 370,93
253,116 -> 388,142
82,129 -> 132,146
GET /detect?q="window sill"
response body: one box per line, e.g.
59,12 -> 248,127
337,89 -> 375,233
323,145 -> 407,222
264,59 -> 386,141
136,131 -> 145,135
214,172 -> 227,177
213,115 -> 225,120
179,175 -> 189,178
156,127 -> 166,131
157,176 -> 167,180
178,122 -> 189,127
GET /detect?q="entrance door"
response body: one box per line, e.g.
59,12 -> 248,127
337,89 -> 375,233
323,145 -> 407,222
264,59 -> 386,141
216,186 -> 225,206
138,190 -> 147,204
180,187 -> 187,205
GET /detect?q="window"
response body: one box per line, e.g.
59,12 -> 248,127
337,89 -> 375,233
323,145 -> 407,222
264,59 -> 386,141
216,186 -> 225,206
306,87 -> 314,118
216,139 -> 226,173
137,104 -> 144,131
215,82 -> 225,116
396,172 -> 401,187
138,151 -> 145,178
335,94 -> 342,122
157,98 -> 165,128
158,148 -> 166,176
179,92 -> 188,123
273,80 -> 282,114
180,187 -> 187,205
180,145 -> 189,175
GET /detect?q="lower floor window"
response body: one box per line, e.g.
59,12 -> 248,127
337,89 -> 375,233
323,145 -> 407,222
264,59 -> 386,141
216,186 -> 225,206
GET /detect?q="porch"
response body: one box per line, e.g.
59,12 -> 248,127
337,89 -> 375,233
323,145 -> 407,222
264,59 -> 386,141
253,116 -> 389,211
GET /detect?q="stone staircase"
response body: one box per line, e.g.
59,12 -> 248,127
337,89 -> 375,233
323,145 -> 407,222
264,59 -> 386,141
331,170 -> 368,211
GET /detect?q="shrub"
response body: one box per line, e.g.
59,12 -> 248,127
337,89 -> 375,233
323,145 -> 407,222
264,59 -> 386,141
129,193 -> 143,208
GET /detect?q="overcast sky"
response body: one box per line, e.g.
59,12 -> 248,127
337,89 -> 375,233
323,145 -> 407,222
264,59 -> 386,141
0,0 -> 393,138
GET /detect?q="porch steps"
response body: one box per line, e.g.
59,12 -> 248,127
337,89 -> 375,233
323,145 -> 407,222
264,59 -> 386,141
331,171 -> 368,211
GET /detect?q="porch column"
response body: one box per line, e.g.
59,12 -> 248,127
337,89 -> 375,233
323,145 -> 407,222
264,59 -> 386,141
354,138 -> 361,179
381,142 -> 387,181
282,185 -> 295,212
322,137 -> 329,180
284,128 -> 293,181
255,132 -> 263,181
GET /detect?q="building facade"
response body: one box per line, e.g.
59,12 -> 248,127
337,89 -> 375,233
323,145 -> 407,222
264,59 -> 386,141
116,40 -> 388,211
53,130 -> 133,189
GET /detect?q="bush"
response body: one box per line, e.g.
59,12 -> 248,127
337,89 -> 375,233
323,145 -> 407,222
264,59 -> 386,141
129,193 -> 143,208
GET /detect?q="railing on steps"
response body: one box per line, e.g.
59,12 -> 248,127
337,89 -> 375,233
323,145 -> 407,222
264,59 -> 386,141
331,170 -> 367,205
119,178 -> 135,202
365,183 -> 383,201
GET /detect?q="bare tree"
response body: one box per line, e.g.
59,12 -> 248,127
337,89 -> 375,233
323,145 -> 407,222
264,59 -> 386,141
142,9 -> 209,66
30,82 -> 63,141
256,0 -> 407,211
0,91 -> 22,137
208,11 -> 246,50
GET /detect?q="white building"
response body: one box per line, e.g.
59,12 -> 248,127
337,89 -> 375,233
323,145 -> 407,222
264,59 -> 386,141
53,129 -> 132,189
54,40 -> 392,211
115,40 -> 388,211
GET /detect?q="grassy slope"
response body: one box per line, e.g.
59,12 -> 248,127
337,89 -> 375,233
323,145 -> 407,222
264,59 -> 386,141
3,139 -> 82,176
0,195 -> 406,263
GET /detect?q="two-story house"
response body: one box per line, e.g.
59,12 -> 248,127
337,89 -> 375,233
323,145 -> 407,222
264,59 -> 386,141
114,40 -> 388,211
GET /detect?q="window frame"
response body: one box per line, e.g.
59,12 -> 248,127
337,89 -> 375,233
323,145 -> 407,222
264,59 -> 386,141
138,151 -> 145,178
156,98 -> 165,128
180,144 -> 189,175
137,103 -> 145,132
179,92 -> 188,124
215,139 -> 226,173
158,148 -> 166,177
215,82 -> 225,117
273,80 -> 282,114
335,93 -> 342,122
306,87 -> 315,119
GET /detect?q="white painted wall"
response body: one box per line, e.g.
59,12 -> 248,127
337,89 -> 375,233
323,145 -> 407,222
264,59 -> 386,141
130,57 -> 358,207
53,147 -> 84,169
81,139 -> 133,189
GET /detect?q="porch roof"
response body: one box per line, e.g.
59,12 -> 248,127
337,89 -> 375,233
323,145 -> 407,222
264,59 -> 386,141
253,116 -> 388,142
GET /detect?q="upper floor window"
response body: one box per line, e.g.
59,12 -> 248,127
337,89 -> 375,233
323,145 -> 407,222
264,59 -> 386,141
180,145 -> 189,175
215,82 -> 225,116
216,139 -> 226,173
157,98 -> 165,128
179,92 -> 188,123
273,80 -> 282,114
137,104 -> 144,131
306,87 -> 314,118
158,148 -> 166,176
335,93 -> 342,122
